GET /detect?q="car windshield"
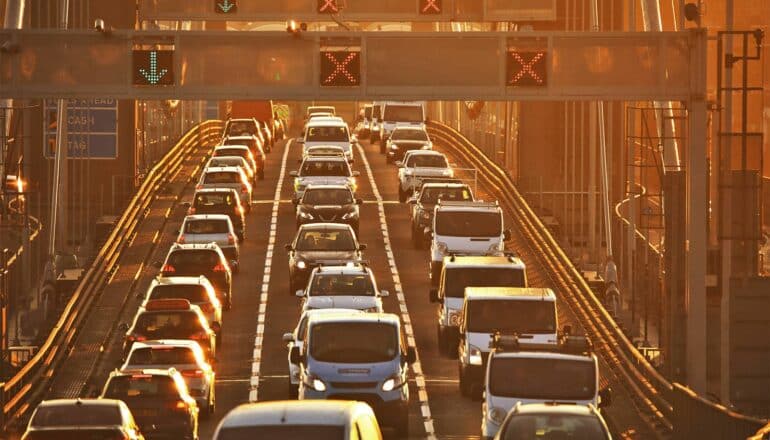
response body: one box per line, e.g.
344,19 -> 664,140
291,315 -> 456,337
407,155 -> 447,168
490,357 -> 596,401
306,126 -> 349,142
184,219 -> 230,234
103,375 -> 180,400
466,300 -> 555,334
435,211 -> 502,237
300,161 -> 350,177
501,413 -> 606,440
308,147 -> 344,157
134,311 -> 204,337
127,347 -> 198,366
215,148 -> 251,159
194,193 -> 236,209
310,322 -> 398,363
383,104 -> 423,122
391,129 -> 429,141
210,157 -> 247,169
226,121 -> 257,136
364,106 -> 373,119
216,425 -> 345,440
302,189 -> 353,205
295,230 -> 356,251
167,250 -> 221,270
309,274 -> 375,296
420,187 -> 472,204
443,268 -> 526,298
149,284 -> 210,304
31,405 -> 121,427
203,171 -> 240,184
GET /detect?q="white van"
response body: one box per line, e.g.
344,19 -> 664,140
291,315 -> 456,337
378,101 -> 426,152
300,118 -> 356,163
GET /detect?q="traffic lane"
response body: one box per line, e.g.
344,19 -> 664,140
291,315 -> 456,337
357,138 -> 483,437
198,137 -> 289,439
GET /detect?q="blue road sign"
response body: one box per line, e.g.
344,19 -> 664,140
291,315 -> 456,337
43,99 -> 118,159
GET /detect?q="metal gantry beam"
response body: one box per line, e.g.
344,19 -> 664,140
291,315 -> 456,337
0,30 -> 698,101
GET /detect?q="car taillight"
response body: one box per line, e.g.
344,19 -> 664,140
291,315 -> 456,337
170,401 -> 188,411
241,184 -> 248,193
182,369 -> 204,378
196,184 -> 203,190
213,263 -> 227,272
178,235 -> 186,244
228,234 -> 235,245
162,264 -> 176,273
201,303 -> 215,313
127,334 -> 146,342
235,206 -> 242,214
187,207 -> 196,215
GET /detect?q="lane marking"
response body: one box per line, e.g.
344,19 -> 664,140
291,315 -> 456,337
249,139 -> 292,403
356,143 -> 437,440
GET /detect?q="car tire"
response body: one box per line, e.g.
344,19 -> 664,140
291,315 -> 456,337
459,365 -> 472,398
395,409 -> 409,438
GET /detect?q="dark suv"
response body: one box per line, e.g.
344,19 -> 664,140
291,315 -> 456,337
160,243 -> 233,310
188,188 -> 245,241
294,184 -> 362,235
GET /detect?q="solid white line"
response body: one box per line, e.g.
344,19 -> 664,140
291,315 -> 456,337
356,143 -> 437,440
249,139 -> 292,403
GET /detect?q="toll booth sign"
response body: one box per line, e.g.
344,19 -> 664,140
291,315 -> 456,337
420,0 -> 443,14
132,50 -> 174,86
214,0 -> 237,13
507,50 -> 547,87
320,51 -> 361,87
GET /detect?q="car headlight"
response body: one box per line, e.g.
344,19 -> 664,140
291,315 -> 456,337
299,211 -> 314,220
304,374 -> 326,392
381,373 -> 406,392
296,260 -> 307,269
488,406 -> 506,425
448,310 -> 462,326
443,169 -> 454,177
341,211 -> 357,220
469,345 -> 483,366
435,241 -> 448,254
390,144 -> 398,150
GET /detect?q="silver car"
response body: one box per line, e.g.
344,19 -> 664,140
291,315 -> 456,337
197,166 -> 252,212
177,214 -> 240,271
290,156 -> 359,201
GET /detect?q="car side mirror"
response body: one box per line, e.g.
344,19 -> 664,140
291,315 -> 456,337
289,171 -> 298,177
295,290 -> 305,298
118,322 -> 129,332
503,229 -> 512,241
355,198 -> 363,205
352,171 -> 361,177
599,387 -> 612,408
358,244 -> 367,251
181,201 -> 191,208
379,290 -> 390,298
429,288 -> 439,303
284,244 -> 293,251
289,346 -> 302,364
404,347 -> 417,364
282,332 -> 294,343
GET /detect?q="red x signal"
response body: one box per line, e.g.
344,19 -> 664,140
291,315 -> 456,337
320,51 -> 360,86
420,0 -> 442,14
507,51 -> 547,87
317,0 -> 339,13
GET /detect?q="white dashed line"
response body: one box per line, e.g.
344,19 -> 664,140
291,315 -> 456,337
249,139 -> 292,403
356,143 -> 437,440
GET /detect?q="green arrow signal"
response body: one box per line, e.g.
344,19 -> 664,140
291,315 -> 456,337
139,51 -> 168,85
217,0 -> 235,12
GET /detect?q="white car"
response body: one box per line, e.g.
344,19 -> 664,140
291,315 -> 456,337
296,264 -> 389,312
299,118 -> 356,162
493,403 -> 612,440
197,166 -> 252,212
282,308 -> 366,397
290,156 -> 359,201
121,340 -> 216,417
177,214 -> 240,270
396,150 -> 453,202
206,155 -> 256,185
213,143 -> 263,181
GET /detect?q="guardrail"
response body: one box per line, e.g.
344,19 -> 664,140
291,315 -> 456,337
0,120 -> 223,431
672,383 -> 764,440
427,121 -> 675,437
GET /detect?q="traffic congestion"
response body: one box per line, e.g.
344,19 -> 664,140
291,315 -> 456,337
22,103 -> 613,440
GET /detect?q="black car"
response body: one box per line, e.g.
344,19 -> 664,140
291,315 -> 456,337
101,369 -> 199,440
385,126 -> 433,163
159,243 -> 233,310
409,182 -> 473,248
285,223 -> 366,295
188,188 -> 246,241
294,184 -> 362,235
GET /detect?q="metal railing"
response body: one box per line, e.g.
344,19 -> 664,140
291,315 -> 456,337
0,120 -> 223,431
427,121 -> 675,436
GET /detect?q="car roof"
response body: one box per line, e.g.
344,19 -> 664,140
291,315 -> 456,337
129,339 -> 201,351
109,368 -> 179,378
170,242 -> 222,251
217,401 -> 371,428
405,150 -> 443,157
303,183 -> 351,191
443,255 -> 525,269
465,287 -> 555,301
151,276 -> 210,286
436,201 -> 500,212
209,155 -> 247,162
298,223 -> 352,231
183,214 -> 231,221
221,136 -> 255,141
215,144 -> 250,150
308,311 -> 400,326
306,119 -> 347,128
512,403 -> 599,417
307,145 -> 345,151
301,308 -> 366,319
310,264 -> 371,276
203,166 -> 243,173
303,156 -> 348,163
228,118 -> 256,122
421,182 -> 467,189
36,398 -> 125,409
194,187 -> 238,194
493,350 -> 594,362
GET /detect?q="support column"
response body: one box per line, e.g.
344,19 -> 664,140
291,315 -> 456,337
686,27 -> 709,394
